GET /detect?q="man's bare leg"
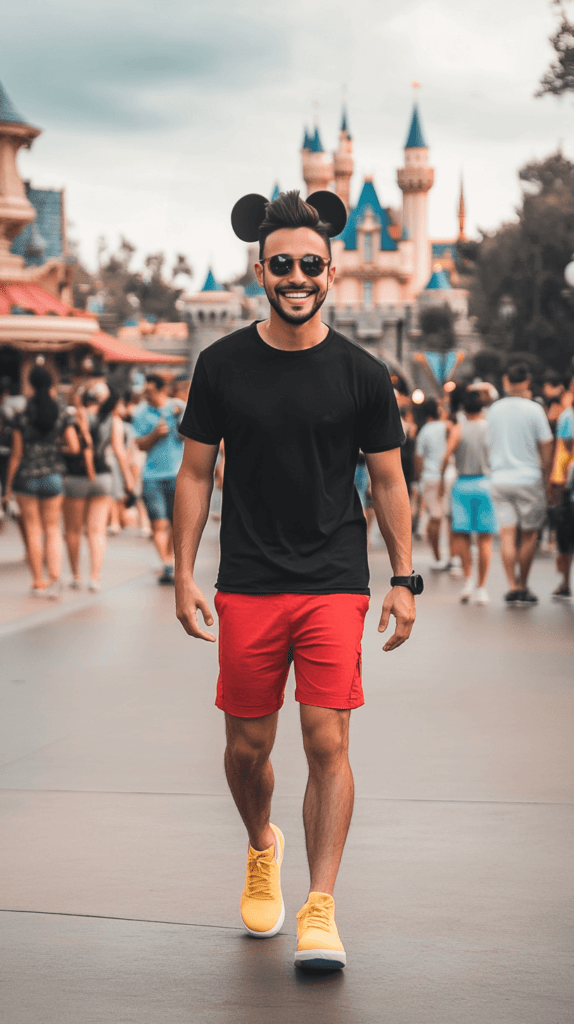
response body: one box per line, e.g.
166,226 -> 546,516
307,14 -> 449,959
499,525 -> 519,590
517,528 -> 539,588
224,712 -> 278,852
300,705 -> 354,895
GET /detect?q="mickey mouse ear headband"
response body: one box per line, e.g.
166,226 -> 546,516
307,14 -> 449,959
231,190 -> 347,242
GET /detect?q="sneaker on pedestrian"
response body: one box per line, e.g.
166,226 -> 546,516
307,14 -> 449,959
459,579 -> 473,603
88,579 -> 101,593
473,587 -> 490,605
552,586 -> 572,601
240,824 -> 285,938
294,891 -> 346,971
42,581 -> 62,601
504,589 -> 523,605
157,564 -> 175,585
429,559 -> 449,572
517,587 -> 538,606
448,556 -> 464,578
68,578 -> 81,590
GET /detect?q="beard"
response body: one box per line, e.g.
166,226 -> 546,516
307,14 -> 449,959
265,283 -> 327,326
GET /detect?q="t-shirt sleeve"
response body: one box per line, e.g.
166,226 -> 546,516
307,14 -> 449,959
556,410 -> 574,440
414,426 -> 425,457
132,409 -> 150,438
179,353 -> 223,445
357,366 -> 406,454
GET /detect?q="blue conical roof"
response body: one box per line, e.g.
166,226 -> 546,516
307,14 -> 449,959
425,267 -> 451,290
201,267 -> 224,292
337,179 -> 397,252
0,81 -> 28,125
341,104 -> 351,138
405,105 -> 427,149
271,183 -> 280,201
308,126 -> 324,153
302,126 -> 311,149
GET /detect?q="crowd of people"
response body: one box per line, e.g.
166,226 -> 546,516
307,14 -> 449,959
380,360 -> 574,606
0,369 -> 185,597
1,358 -> 573,607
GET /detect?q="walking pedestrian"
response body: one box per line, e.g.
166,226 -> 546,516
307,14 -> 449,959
550,388 -> 574,600
439,389 -> 496,604
174,189 -> 422,971
1,366 -> 79,597
413,397 -> 449,569
487,362 -> 553,605
63,385 -> 134,592
133,374 -> 184,584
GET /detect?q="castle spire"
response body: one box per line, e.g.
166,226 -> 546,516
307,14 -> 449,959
405,103 -> 427,149
397,99 -> 434,294
0,81 -> 41,276
457,176 -> 467,241
333,103 -> 354,211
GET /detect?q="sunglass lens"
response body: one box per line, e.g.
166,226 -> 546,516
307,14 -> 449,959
268,255 -> 292,275
300,256 -> 324,277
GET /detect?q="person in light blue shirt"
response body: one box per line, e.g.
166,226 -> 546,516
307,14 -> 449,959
133,374 -> 184,584
487,363 -> 553,605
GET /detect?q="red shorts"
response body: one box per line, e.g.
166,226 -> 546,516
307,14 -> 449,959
214,592 -> 369,718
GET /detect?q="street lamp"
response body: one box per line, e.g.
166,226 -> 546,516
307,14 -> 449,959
564,255 -> 574,289
411,389 -> 425,404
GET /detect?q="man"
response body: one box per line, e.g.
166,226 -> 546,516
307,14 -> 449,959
133,374 -> 184,584
487,363 -> 553,604
413,398 -> 449,570
550,377 -> 574,600
174,189 -> 421,972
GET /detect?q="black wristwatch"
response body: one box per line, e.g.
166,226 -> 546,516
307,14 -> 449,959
390,572 -> 424,595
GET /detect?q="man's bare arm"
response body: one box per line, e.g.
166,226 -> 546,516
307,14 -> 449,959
365,447 -> 416,652
173,437 -> 219,641
136,419 -> 169,451
538,438 -> 554,491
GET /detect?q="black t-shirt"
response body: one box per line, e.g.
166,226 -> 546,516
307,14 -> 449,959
179,322 -> 405,595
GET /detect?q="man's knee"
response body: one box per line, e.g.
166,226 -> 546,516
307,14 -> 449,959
302,710 -> 350,770
225,715 -> 276,771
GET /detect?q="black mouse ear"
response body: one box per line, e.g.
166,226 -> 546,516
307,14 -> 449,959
231,194 -> 269,242
306,191 -> 347,237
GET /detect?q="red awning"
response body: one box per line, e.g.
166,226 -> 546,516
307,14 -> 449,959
0,283 -> 91,317
88,331 -> 187,365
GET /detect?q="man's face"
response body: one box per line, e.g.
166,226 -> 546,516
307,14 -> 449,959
255,227 -> 335,327
144,382 -> 163,406
542,382 -> 562,401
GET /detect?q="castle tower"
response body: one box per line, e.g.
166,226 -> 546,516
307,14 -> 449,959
397,104 -> 434,294
457,177 -> 467,242
333,105 -> 354,210
0,82 -> 41,276
301,123 -> 333,197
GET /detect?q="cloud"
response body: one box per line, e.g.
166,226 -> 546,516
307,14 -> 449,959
0,0 -> 294,130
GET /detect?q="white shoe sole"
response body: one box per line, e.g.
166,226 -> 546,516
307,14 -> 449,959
242,825 -> 285,939
244,900 -> 285,939
294,948 -> 347,970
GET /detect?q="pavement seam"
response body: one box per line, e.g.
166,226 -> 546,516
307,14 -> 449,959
0,788 -> 571,806
0,908 -> 297,934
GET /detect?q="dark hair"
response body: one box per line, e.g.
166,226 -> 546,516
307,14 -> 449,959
258,190 -> 332,259
28,365 -> 59,435
462,390 -> 483,414
145,373 -> 166,391
97,387 -> 120,422
421,397 -> 439,420
543,369 -> 562,387
506,362 -> 531,384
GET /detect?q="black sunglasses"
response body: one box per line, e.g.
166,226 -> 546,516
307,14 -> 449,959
260,254 -> 330,278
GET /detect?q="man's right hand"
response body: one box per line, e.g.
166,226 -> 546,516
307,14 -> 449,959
175,580 -> 216,641
154,419 -> 170,439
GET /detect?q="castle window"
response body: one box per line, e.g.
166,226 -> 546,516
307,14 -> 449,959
364,280 -> 373,308
364,233 -> 373,263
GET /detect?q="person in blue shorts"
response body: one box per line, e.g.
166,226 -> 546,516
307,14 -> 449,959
439,389 -> 496,605
133,374 -> 184,584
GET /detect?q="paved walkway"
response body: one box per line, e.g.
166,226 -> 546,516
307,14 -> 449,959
0,519 -> 572,1023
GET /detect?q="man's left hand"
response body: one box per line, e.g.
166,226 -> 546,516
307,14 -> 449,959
378,587 -> 416,651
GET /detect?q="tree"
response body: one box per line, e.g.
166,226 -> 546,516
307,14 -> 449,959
537,2 -> 574,97
172,253 -> 193,281
468,152 -> 574,371
419,304 -> 456,352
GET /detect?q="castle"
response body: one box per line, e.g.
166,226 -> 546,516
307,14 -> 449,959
184,100 -> 479,387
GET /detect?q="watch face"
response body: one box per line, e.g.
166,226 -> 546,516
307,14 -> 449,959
413,574 -> 424,595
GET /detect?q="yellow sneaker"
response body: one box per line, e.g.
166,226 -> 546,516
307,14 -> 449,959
240,824 -> 285,938
294,891 -> 346,970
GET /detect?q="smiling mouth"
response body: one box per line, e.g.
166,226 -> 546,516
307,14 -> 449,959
278,291 -> 315,300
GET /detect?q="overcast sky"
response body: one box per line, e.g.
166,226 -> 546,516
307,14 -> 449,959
1,0 -> 571,286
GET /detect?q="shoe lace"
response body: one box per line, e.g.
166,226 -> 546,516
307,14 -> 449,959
245,851 -> 274,900
297,900 -> 331,933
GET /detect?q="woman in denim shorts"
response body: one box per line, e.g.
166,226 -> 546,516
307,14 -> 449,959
1,366 -> 79,598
